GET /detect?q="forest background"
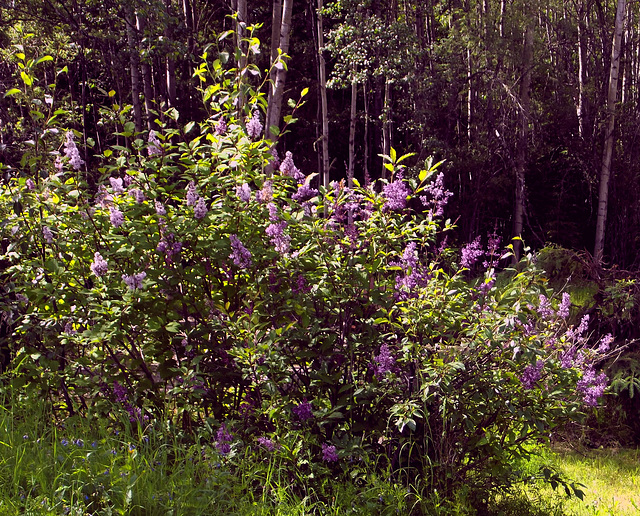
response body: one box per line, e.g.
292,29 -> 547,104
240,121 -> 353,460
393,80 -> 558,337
3,0 -> 640,268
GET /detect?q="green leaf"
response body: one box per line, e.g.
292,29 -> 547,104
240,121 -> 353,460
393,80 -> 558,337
301,87 -> 309,97
20,71 -> 33,86
35,55 -> 54,65
4,88 -> 21,97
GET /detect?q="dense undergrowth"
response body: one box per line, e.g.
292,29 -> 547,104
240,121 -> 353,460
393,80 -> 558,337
0,31 -> 627,514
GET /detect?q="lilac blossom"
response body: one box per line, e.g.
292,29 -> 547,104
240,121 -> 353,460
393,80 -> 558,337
598,334 -> 613,354
186,181 -> 198,206
147,130 -> 162,156
109,177 -> 124,194
292,400 -> 313,421
42,226 -> 54,244
229,234 -> 252,268
109,207 -> 125,227
322,443 -> 338,462
155,200 -> 166,216
64,131 -> 85,170
520,360 -> 544,390
280,151 -> 304,182
26,178 -> 35,191
577,367 -> 607,407
266,221 -> 290,254
420,173 -> 452,217
194,198 -> 208,219
130,188 -> 145,204
373,344 -> 395,379
236,183 -> 251,203
557,292 -> 571,319
90,252 -> 108,277
113,381 -> 128,404
257,437 -> 276,452
257,181 -> 273,203
537,295 -> 555,320
292,182 -> 319,202
122,272 -> 146,290
215,118 -> 227,136
216,424 -> 233,454
54,156 -> 63,173
566,314 -> 590,343
246,110 -> 263,140
382,179 -> 410,211
267,202 -> 279,221
460,237 -> 483,268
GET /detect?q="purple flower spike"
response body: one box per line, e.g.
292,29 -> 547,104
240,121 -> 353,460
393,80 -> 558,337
122,272 -> 146,290
91,252 -> 108,277
229,234 -> 252,268
236,183 -> 251,203
246,111 -> 263,140
147,130 -> 162,156
215,118 -> 227,136
460,237 -> 483,269
520,360 -> 544,390
110,207 -> 125,228
194,198 -> 208,220
216,424 -> 233,454
322,443 -> 338,462
64,131 -> 85,170
383,179 -> 411,211
292,400 -> 313,421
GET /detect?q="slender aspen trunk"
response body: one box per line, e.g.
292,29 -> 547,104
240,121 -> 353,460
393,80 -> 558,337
317,0 -> 330,189
363,81 -> 370,184
467,47 -> 473,143
513,25 -> 534,262
164,0 -> 177,108
136,12 -> 157,130
577,0 -> 588,139
125,5 -> 143,133
381,78 -> 392,180
594,0 -> 626,263
236,0 -> 248,117
348,73 -> 357,186
266,0 -> 283,140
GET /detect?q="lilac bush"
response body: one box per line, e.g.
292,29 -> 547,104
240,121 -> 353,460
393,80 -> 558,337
0,47 -> 612,501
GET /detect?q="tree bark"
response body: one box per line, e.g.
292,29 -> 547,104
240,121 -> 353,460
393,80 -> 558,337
576,0 -> 588,140
236,0 -> 248,116
381,78 -> 392,180
164,0 -> 177,108
513,25 -> 534,262
266,0 -> 294,141
348,73 -> 357,186
266,0 -> 283,140
317,0 -> 330,189
124,4 -> 143,133
136,11 -> 157,131
594,0 -> 626,263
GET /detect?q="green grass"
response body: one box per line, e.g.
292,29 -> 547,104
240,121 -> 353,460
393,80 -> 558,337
1,397 -> 638,515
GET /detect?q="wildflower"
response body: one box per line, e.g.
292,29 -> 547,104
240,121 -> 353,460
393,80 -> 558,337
373,344 -> 395,379
279,151 -> 304,182
122,272 -> 146,290
557,292 -> 571,319
215,118 -> 227,136
112,381 -> 128,404
109,207 -> 125,227
520,360 -> 544,390
257,437 -> 276,452
419,172 -> 452,217
186,181 -> 198,206
246,110 -> 263,139
61,438 -> 69,446
216,424 -> 233,454
90,252 -> 108,277
322,443 -> 338,462
26,178 -> 35,190
383,178 -> 410,211
42,226 -> 54,244
460,237 -> 483,268
64,131 -> 85,170
266,221 -> 290,254
194,197 -> 208,219
229,234 -> 252,268
54,156 -> 64,173
147,130 -> 162,156
236,183 -> 251,203
109,177 -> 124,194
292,400 -> 313,421
74,439 -> 84,447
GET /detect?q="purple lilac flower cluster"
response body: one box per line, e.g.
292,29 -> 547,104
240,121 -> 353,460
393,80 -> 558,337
157,232 -> 182,263
64,131 -> 85,170
122,272 -> 146,290
186,181 -> 208,219
280,151 -> 305,182
383,178 -> 410,211
147,130 -> 162,156
215,118 -> 227,136
460,237 -> 483,268
420,172 -> 453,217
216,424 -> 233,454
109,177 -> 124,194
322,443 -> 338,462
236,183 -> 251,203
557,292 -> 571,319
372,344 -> 396,379
229,234 -> 252,269
42,226 -> 54,244
393,242 -> 429,300
520,360 -> 544,389
266,221 -> 290,254
257,181 -> 273,203
246,111 -> 263,140
257,437 -> 277,452
91,252 -> 108,277
292,400 -> 313,421
577,367 -> 608,407
109,207 -> 125,228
